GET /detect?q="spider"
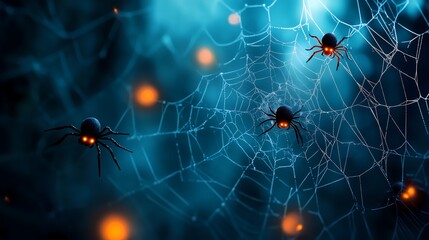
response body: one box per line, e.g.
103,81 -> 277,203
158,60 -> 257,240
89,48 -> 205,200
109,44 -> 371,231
258,106 -> 305,145
45,117 -> 132,176
306,33 -> 351,70
391,181 -> 425,206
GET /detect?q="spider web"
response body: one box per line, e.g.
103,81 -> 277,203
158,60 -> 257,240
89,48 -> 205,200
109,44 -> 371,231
1,0 -> 429,239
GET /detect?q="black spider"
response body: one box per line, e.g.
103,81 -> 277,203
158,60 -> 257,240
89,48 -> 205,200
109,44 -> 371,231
306,33 -> 351,70
258,106 -> 305,145
45,117 -> 132,176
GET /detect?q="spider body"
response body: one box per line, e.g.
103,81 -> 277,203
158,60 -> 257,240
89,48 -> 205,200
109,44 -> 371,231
45,117 -> 132,176
306,33 -> 351,70
79,117 -> 101,147
258,106 -> 305,145
275,106 -> 293,128
321,33 -> 337,55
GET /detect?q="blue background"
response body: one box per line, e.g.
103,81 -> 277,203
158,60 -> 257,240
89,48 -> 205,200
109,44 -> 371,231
1,0 -> 429,239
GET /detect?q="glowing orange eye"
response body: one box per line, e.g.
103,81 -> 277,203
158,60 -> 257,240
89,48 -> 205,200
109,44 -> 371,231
278,122 -> 289,128
407,186 -> 416,197
82,137 -> 87,142
324,48 -> 328,51
90,138 -> 95,144
330,48 -> 333,52
401,186 -> 417,200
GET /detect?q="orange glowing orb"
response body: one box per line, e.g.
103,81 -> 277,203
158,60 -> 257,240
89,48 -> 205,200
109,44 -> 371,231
196,47 -> 216,68
100,214 -> 130,240
135,84 -> 159,107
282,212 -> 303,236
228,13 -> 240,25
113,7 -> 119,15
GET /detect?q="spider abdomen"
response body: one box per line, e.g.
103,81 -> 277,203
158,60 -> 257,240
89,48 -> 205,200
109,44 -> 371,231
81,117 -> 101,136
276,106 -> 294,123
322,33 -> 337,47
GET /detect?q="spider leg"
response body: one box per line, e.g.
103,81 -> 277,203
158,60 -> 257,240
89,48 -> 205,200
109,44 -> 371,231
257,119 -> 276,127
292,119 -> 307,130
335,46 -> 347,49
50,132 -> 80,146
99,126 -> 129,137
98,141 -> 121,171
45,125 -> 80,133
290,123 -> 301,145
269,106 -> 276,115
291,123 -> 304,145
305,45 -> 322,51
258,123 -> 276,137
262,110 -> 275,118
336,47 -> 351,60
297,128 -> 304,145
309,34 -> 322,45
306,50 -> 323,63
335,51 -> 344,58
334,52 -> 341,70
292,109 -> 302,116
336,36 -> 349,46
96,143 -> 102,177
100,137 -> 133,153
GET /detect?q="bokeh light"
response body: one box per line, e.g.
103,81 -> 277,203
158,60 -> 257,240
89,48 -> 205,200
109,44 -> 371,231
113,7 -> 119,15
99,213 -> 130,240
3,195 -> 10,204
196,47 -> 216,68
228,13 -> 240,25
281,212 -> 303,236
134,84 -> 159,107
